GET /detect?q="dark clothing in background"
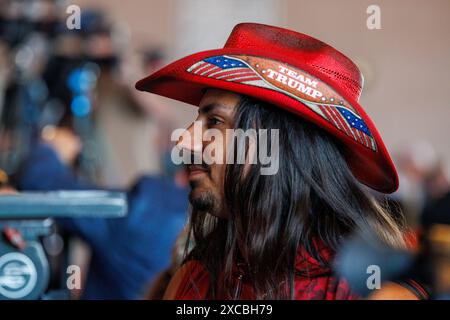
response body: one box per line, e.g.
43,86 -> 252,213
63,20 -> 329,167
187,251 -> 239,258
16,144 -> 188,299
422,191 -> 450,227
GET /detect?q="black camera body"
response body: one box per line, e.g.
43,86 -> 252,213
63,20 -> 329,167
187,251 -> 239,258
0,191 -> 126,300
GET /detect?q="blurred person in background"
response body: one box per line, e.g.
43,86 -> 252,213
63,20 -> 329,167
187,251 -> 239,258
0,0 -> 60,174
393,142 -> 443,228
15,127 -> 189,299
0,1 -> 190,299
93,45 -> 166,186
409,167 -> 450,299
377,141 -> 450,255
423,160 -> 450,204
0,1 -> 164,187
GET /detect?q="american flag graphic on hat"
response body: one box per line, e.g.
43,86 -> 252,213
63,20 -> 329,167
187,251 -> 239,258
187,55 -> 376,151
316,104 -> 376,150
186,56 -> 261,82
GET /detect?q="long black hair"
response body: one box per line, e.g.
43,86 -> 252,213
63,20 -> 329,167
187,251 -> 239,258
186,95 -> 405,299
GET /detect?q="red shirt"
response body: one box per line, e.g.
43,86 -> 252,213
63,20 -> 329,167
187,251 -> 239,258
166,246 -> 359,300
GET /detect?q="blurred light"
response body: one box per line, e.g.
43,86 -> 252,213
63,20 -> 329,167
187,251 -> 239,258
41,125 -> 57,141
67,66 -> 98,94
67,69 -> 82,93
84,62 -> 101,78
15,46 -> 34,70
71,95 -> 91,117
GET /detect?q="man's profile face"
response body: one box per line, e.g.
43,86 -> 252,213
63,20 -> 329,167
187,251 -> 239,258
176,89 -> 241,219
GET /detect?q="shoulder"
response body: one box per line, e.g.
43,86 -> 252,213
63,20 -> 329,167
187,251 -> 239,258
368,280 -> 429,300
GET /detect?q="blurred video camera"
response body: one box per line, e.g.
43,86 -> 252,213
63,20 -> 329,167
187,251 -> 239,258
0,190 -> 126,300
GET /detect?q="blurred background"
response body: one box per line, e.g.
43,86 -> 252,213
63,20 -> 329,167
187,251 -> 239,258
0,0 -> 449,299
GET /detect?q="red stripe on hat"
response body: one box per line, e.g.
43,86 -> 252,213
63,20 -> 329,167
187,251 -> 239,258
209,68 -> 253,79
318,105 -> 335,126
232,76 -> 262,83
200,66 -> 219,76
325,105 -> 352,138
217,72 -> 257,81
190,62 -> 208,74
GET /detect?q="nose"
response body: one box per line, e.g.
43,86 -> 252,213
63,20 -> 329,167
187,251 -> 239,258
175,121 -> 203,154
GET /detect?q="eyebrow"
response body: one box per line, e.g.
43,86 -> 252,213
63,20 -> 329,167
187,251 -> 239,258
198,103 -> 228,115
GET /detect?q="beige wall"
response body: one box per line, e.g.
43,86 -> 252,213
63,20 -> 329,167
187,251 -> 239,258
72,0 -> 173,48
73,0 -> 450,167
281,0 -> 450,164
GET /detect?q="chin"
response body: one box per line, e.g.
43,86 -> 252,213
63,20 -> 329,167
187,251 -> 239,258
189,187 -> 222,216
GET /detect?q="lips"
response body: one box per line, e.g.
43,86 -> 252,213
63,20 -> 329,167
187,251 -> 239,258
187,164 -> 210,177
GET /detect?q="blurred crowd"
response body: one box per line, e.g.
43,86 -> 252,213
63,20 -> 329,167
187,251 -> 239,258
0,0 -> 181,183
0,0 -> 189,299
0,0 -> 449,299
393,142 -> 450,228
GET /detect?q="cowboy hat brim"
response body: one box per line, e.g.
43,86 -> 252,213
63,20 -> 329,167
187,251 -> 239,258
136,47 -> 398,194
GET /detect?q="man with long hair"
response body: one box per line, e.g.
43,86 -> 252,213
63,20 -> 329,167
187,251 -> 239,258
136,23 -> 426,299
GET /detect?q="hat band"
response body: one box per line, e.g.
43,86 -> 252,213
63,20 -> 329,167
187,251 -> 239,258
186,54 -> 377,152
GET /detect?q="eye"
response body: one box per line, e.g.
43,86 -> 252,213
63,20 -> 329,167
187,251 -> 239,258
207,116 -> 223,126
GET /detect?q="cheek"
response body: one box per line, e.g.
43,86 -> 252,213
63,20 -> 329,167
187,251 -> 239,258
224,130 -> 234,163
202,127 -> 231,165
210,163 -> 226,188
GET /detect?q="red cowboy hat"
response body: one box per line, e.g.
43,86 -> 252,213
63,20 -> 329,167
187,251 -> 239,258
136,23 -> 398,193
